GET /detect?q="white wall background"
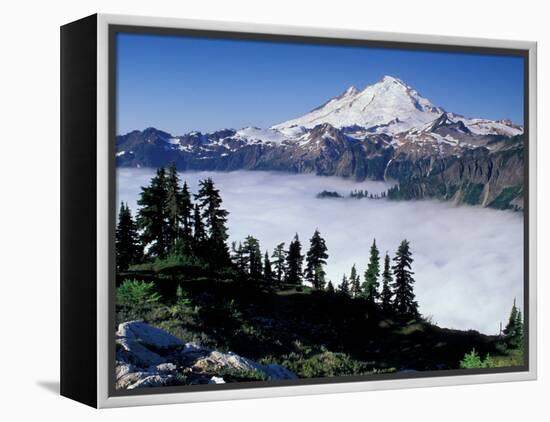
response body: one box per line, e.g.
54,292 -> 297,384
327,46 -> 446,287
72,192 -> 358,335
0,0 -> 546,420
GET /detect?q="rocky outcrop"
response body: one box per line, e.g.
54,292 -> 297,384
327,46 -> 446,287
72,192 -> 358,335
385,141 -> 524,209
115,321 -> 297,390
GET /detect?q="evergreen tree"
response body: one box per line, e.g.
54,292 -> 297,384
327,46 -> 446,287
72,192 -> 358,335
195,178 -> 230,264
286,234 -> 304,285
391,239 -> 418,317
116,202 -> 142,271
326,280 -> 335,294
165,162 -> 182,247
238,242 -> 248,272
180,180 -> 194,243
169,180 -> 194,257
305,229 -> 329,289
380,252 -> 393,311
137,167 -> 169,257
516,308 -> 524,351
192,203 -> 206,253
231,241 -> 237,255
243,235 -> 262,278
503,299 -> 523,349
272,242 -> 286,284
263,251 -> 273,282
312,264 -> 326,290
231,241 -> 246,272
349,264 -> 361,298
339,274 -> 350,296
362,239 -> 381,304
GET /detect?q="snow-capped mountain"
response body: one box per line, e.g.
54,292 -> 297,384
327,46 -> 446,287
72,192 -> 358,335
447,114 -> 522,137
273,76 -> 445,135
385,112 -> 521,160
233,127 -> 289,144
272,75 -> 521,138
116,76 -> 525,209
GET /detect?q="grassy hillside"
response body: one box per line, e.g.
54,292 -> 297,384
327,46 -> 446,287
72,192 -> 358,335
116,270 -> 520,380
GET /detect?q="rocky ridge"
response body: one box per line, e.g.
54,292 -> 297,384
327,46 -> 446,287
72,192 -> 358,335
116,76 -> 524,210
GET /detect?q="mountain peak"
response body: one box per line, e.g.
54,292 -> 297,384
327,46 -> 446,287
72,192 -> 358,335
419,112 -> 473,135
431,112 -> 454,127
343,85 -> 360,96
141,127 -> 172,139
309,85 -> 360,113
273,76 -> 444,134
379,75 -> 407,86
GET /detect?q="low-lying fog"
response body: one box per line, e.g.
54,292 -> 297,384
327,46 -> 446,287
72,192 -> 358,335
117,168 -> 524,335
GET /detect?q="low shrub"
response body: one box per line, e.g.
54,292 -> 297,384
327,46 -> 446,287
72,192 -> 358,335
116,279 -> 162,319
459,348 -> 495,369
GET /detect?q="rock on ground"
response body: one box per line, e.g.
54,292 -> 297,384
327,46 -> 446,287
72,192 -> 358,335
115,320 -> 296,390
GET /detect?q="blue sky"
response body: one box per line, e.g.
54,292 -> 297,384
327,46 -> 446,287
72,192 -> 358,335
116,32 -> 524,135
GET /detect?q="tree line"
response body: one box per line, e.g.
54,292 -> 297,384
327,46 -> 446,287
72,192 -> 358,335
116,163 -> 419,317
316,189 -> 388,200
230,232 -> 419,317
116,162 -> 232,271
349,189 -> 387,200
230,229 -> 329,289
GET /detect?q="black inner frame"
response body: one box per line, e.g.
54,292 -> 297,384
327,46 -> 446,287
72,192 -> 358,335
108,23 -> 530,398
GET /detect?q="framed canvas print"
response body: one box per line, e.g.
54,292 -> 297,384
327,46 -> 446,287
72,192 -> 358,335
60,14 -> 537,408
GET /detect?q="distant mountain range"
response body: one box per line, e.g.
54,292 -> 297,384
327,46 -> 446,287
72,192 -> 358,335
117,76 -> 524,210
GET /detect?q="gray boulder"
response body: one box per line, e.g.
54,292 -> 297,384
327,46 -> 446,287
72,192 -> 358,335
115,320 -> 296,390
193,350 -> 297,380
117,320 -> 184,348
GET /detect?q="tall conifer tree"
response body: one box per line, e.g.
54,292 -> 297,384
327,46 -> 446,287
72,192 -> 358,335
349,264 -> 361,298
116,202 -> 142,271
312,264 -> 326,290
195,178 -> 230,264
243,235 -> 262,278
363,239 -> 381,304
503,299 -> 523,349
165,162 -> 182,248
339,274 -> 350,296
137,167 -> 169,257
286,234 -> 304,285
264,251 -> 273,282
516,309 -> 524,350
231,241 -> 247,272
391,239 -> 418,317
192,203 -> 205,254
272,243 -> 286,284
180,181 -> 194,242
305,229 -> 329,289
380,253 -> 393,311
170,179 -> 195,257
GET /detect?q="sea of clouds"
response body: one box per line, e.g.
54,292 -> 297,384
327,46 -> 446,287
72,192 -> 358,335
117,168 -> 524,335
